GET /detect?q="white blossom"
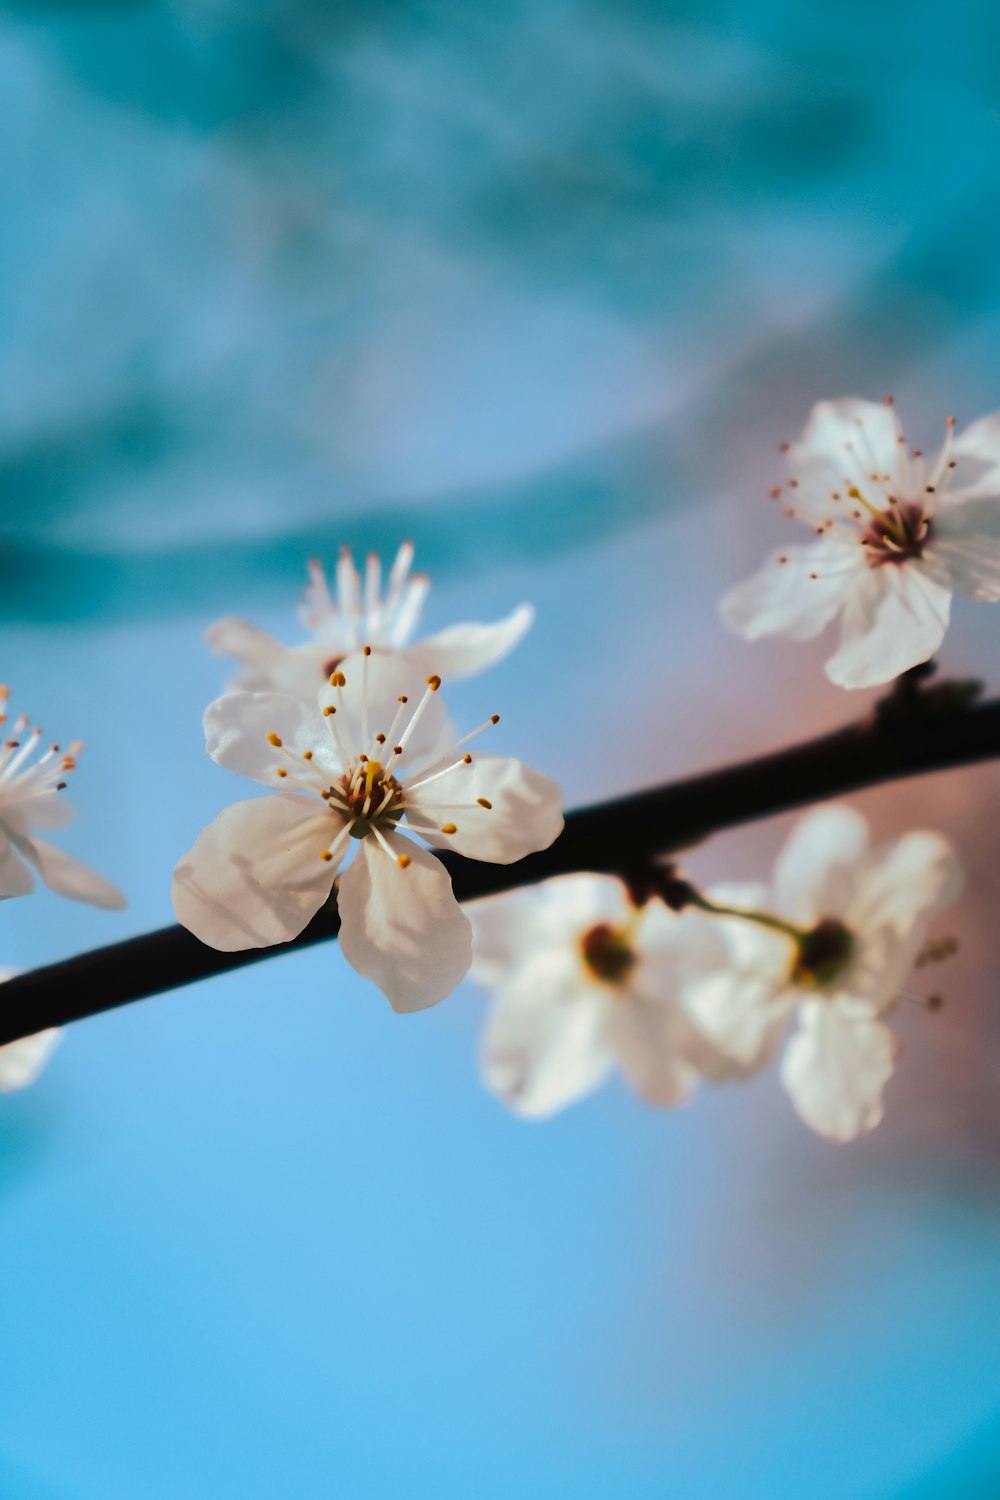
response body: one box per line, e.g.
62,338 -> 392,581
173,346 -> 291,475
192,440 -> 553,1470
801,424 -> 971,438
0,689 -> 126,909
721,397 -> 1000,688
0,972 -> 59,1092
682,806 -> 962,1141
470,874 -> 735,1118
172,651 -> 563,1012
207,541 -> 534,702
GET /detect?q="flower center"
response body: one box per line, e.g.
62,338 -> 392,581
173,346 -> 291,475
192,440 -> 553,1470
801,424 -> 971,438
337,759 -> 405,839
861,500 -> 931,564
791,918 -> 854,990
580,923 -> 636,985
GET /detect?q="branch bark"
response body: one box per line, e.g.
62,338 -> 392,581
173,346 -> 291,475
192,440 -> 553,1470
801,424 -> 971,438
2,693 -> 998,1046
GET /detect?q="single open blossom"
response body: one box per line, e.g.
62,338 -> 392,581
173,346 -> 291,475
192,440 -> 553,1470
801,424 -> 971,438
0,689 -> 126,909
469,874 -> 736,1118
207,541 -> 534,701
721,397 -> 1000,688
681,806 -> 962,1141
0,972 -> 59,1091
172,651 -> 563,1012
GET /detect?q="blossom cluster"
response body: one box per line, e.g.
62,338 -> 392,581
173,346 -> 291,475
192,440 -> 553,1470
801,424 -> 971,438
3,390 -> 995,1135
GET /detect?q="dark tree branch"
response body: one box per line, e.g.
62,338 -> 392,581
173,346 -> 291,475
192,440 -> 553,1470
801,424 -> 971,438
2,694 -> 999,1046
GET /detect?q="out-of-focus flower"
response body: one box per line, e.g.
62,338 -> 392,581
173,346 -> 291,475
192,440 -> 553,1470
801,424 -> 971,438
0,689 -> 126,909
721,397 -> 1000,688
172,651 -> 563,1012
682,806 -> 962,1141
469,874 -> 735,1118
207,542 -> 534,701
0,973 -> 59,1091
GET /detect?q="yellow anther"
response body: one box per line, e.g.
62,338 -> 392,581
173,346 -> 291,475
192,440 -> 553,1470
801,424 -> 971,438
323,705 -> 335,717
397,853 -> 411,868
267,732 -> 283,747
330,670 -> 347,687
477,798 -> 492,809
303,750 -> 313,761
440,822 -> 457,834
320,850 -> 334,862
426,674 -> 441,691
463,753 -> 472,764
363,645 -> 372,656
397,695 -> 408,704
277,768 -> 288,778
489,715 -> 500,725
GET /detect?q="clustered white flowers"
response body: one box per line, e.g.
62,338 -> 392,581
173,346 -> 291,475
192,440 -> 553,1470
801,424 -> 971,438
1,407 -> 986,1138
467,808 -> 961,1140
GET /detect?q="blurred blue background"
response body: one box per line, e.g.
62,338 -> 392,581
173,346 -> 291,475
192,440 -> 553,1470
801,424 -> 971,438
2,1 -> 1000,1495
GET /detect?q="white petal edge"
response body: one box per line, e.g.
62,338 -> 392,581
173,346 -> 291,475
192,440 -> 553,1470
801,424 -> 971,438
12,835 -> 126,910
0,830 -> 36,899
405,603 -> 535,680
205,692 -> 340,788
930,497 -> 1000,603
772,804 -> 870,926
720,541 -> 860,643
789,398 -> 905,491
780,1000 -> 899,1142
824,563 -> 951,690
172,794 -> 338,951
480,953 -> 613,1118
405,753 -> 564,863
336,833 -> 472,1013
843,831 -> 962,1007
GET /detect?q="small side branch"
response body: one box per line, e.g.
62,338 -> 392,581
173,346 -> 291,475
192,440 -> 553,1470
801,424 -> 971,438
2,695 -> 998,1046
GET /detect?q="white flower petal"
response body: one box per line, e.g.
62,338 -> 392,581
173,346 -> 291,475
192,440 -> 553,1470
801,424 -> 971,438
720,541 -> 860,643
628,901 -> 752,1085
930,497 -> 1000,602
1,793 -> 76,832
336,834 -> 471,1013
950,410 -> 1000,478
824,563 -> 951,690
780,1000 -> 898,1141
681,965 -> 792,1071
206,618 -> 332,698
405,603 -> 535,680
607,981 -> 705,1107
467,888 -> 544,985
406,753 -> 563,863
205,692 -> 340,788
679,901 -> 795,1069
790,398 -> 904,491
172,794 -> 338,950
773,805 -> 870,925
319,652 -> 454,766
206,617 -> 288,670
0,830 -> 35,898
13,835 -> 126,910
0,1030 -> 60,1091
480,953 -> 613,1118
843,832 -> 962,1006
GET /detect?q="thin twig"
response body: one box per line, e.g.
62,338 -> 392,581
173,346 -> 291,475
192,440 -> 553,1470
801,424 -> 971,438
2,694 -> 998,1046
